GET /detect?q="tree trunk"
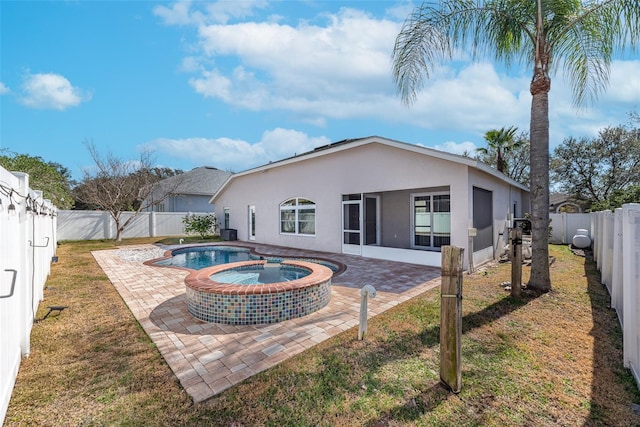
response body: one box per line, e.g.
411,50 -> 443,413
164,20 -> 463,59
528,88 -> 551,293
113,217 -> 123,242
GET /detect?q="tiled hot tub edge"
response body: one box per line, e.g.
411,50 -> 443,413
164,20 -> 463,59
184,260 -> 332,325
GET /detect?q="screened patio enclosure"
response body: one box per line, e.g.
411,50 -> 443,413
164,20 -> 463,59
341,187 -> 453,266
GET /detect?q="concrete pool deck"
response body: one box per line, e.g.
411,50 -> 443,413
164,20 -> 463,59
93,242 -> 442,403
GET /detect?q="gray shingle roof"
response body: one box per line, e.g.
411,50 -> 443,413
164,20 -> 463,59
155,166 -> 232,196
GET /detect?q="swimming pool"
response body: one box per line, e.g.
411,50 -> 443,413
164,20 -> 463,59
151,246 -> 258,269
150,245 -> 342,273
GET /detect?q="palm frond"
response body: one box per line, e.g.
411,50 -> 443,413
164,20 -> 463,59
547,0 -> 640,106
392,3 -> 453,105
392,0 -> 640,107
392,0 -> 536,105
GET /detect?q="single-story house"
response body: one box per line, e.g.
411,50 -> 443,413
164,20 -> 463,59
210,136 -> 530,269
145,166 -> 231,213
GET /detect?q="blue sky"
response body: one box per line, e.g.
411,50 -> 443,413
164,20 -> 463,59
1,0 -> 638,182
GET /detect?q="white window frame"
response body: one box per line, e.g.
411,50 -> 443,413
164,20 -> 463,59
223,207 -> 230,229
410,191 -> 451,250
248,205 -> 256,241
280,197 -> 316,236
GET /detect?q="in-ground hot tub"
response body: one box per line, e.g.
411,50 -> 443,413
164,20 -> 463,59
185,260 -> 332,325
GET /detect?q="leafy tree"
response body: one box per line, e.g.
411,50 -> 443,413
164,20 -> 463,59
146,167 -> 183,182
392,0 -> 640,294
73,141 -> 183,241
590,185 -> 640,211
551,123 -> 640,208
0,150 -> 75,209
183,213 -> 218,239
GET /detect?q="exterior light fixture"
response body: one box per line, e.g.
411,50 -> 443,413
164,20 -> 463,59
8,203 -> 16,216
0,199 -> 3,213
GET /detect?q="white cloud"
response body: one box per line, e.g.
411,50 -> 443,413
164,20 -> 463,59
384,2 -> 415,20
0,82 -> 9,95
154,0 -> 268,25
160,3 -> 639,144
189,69 -> 233,100
202,0 -> 268,24
20,72 -> 89,110
180,56 -> 204,73
539,59 -> 640,148
184,8 -> 402,119
174,7 -> 537,135
602,60 -> 640,104
154,0 -> 203,26
433,140 -> 478,156
143,128 -> 331,172
406,63 -> 531,133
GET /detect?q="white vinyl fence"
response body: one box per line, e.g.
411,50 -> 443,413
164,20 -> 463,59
58,212 -> 588,243
591,204 -> 640,391
57,210 -> 206,241
0,167 -> 57,424
549,212 -> 592,244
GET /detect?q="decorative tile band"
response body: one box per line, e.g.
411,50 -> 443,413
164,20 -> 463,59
185,260 -> 333,325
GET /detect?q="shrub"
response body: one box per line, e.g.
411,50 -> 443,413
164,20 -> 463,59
182,214 -> 218,239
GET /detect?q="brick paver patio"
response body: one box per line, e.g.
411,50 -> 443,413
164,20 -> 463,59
93,242 -> 441,403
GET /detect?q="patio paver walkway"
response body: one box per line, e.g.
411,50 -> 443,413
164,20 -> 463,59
93,242 -> 441,403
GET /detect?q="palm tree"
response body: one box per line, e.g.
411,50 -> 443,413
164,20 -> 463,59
392,0 -> 639,294
476,126 -> 520,173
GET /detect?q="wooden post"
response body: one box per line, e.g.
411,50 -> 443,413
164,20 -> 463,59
510,227 -> 522,297
440,245 -> 463,393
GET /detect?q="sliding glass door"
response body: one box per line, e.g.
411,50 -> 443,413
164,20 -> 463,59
411,193 -> 450,249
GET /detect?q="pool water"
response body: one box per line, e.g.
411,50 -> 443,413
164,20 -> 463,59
154,246 -> 255,269
210,264 -> 311,285
153,245 -> 341,274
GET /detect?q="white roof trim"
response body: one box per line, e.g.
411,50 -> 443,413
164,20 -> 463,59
210,136 -> 528,203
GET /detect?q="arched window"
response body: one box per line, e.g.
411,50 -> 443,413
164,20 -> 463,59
280,197 -> 316,235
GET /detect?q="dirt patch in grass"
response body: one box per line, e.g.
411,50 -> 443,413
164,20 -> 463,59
5,241 -> 640,426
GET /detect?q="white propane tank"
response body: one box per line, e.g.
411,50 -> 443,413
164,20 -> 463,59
572,228 -> 591,249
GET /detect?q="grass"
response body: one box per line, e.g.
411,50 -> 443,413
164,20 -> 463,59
5,239 -> 640,426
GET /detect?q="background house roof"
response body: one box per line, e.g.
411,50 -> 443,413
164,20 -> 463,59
549,193 -> 585,212
156,166 -> 232,196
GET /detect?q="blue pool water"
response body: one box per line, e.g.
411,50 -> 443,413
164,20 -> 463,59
154,246 -> 256,270
153,245 -> 341,273
210,264 -> 311,285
